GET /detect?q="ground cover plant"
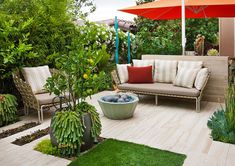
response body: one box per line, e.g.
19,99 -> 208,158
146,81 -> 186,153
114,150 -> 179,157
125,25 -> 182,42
0,122 -> 38,139
0,94 -> 18,126
12,127 -> 49,146
208,84 -> 235,144
34,137 -> 105,158
69,139 -> 187,166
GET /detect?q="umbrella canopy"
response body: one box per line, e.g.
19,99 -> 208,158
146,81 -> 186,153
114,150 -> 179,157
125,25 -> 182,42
120,0 -> 235,55
120,0 -> 235,20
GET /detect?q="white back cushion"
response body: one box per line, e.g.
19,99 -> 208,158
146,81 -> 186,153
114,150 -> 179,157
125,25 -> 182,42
116,64 -> 131,84
194,68 -> 209,90
178,61 -> 203,70
22,65 -> 52,94
173,67 -> 199,88
154,60 -> 178,83
132,59 -> 154,67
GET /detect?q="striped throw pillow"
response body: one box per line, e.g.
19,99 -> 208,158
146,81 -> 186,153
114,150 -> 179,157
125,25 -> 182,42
194,68 -> 209,90
178,61 -> 203,70
132,59 -> 154,67
116,64 -> 131,84
154,60 -> 178,83
22,66 -> 52,94
173,67 -> 200,88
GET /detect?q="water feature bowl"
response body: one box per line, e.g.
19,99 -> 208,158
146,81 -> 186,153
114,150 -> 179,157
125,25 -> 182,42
98,94 -> 139,120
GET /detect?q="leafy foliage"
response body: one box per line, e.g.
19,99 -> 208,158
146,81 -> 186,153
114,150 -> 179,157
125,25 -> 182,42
208,84 -> 235,144
0,94 -> 18,126
52,110 -> 84,157
34,139 -> 61,156
133,0 -> 219,58
0,0 -> 75,93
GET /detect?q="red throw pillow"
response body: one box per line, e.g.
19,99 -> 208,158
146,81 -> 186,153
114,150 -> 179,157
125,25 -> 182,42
127,66 -> 153,83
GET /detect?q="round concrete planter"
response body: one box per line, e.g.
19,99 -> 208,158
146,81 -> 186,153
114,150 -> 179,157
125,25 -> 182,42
98,95 -> 139,120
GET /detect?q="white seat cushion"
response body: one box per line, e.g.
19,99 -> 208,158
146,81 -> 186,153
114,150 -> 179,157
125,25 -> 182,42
22,66 -> 52,94
174,67 -> 199,88
116,64 -> 131,84
154,60 -> 178,83
194,68 -> 209,90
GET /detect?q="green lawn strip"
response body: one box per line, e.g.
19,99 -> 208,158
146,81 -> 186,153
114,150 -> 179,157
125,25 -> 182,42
69,139 -> 186,166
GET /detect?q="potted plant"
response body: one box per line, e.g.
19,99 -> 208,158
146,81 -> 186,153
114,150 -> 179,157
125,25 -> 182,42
0,94 -> 18,127
207,48 -> 219,56
45,36 -> 109,157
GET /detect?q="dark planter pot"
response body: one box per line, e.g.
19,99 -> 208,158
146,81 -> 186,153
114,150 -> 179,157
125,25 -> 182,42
50,112 -> 94,152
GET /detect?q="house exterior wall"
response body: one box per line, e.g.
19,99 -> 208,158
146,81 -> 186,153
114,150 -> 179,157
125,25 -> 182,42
219,18 -> 235,57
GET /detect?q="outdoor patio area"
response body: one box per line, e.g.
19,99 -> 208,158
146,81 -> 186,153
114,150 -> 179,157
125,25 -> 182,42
0,91 -> 234,166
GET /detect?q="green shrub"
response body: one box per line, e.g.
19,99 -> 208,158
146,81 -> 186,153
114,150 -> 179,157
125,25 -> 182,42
134,0 -> 219,57
207,110 -> 235,143
34,139 -> 61,156
0,94 -> 18,126
208,84 -> 235,144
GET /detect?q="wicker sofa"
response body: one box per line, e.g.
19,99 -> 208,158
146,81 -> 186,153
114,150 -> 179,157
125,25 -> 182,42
111,60 -> 210,112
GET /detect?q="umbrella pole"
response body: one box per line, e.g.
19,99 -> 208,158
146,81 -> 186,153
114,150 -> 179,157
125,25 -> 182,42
182,0 -> 186,55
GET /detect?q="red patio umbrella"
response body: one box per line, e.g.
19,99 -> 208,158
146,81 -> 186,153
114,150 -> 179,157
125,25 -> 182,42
120,0 -> 235,55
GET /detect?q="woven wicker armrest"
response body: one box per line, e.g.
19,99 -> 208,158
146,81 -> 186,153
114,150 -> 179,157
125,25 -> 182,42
12,70 -> 38,109
111,70 -> 121,86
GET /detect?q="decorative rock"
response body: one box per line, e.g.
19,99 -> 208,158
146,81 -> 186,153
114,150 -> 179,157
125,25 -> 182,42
102,94 -> 134,103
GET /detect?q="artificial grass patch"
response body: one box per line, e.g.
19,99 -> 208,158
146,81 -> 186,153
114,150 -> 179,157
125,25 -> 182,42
69,139 -> 186,166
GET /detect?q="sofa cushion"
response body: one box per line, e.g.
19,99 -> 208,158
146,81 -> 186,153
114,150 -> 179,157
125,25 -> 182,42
154,60 -> 178,83
127,66 -> 153,83
178,61 -> 203,70
118,83 -> 200,97
194,68 -> 209,90
132,59 -> 154,67
116,64 -> 131,84
22,65 -> 52,94
174,67 -> 199,88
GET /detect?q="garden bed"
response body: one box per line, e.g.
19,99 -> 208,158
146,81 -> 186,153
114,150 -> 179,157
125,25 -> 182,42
12,127 -> 49,146
0,122 -> 39,139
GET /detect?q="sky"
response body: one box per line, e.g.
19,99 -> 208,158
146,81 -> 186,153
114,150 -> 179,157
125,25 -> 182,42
87,0 -> 137,21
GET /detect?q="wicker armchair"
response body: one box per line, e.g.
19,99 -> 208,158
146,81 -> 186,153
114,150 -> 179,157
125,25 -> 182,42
12,69 -> 63,123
